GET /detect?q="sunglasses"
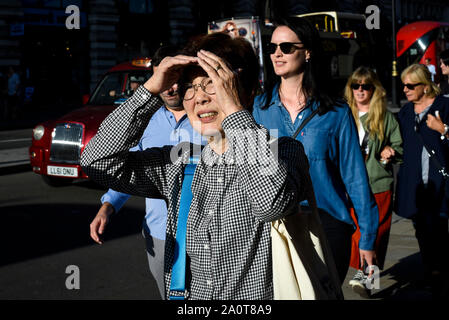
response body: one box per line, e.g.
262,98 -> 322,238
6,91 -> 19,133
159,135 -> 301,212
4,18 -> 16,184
268,42 -> 304,54
350,83 -> 374,91
403,83 -> 423,90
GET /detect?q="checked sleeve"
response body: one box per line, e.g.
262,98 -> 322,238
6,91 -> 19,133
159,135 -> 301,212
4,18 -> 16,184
222,110 -> 311,222
80,86 -> 173,200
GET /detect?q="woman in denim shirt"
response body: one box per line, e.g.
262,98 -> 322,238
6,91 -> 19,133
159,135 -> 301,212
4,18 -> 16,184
252,17 -> 379,285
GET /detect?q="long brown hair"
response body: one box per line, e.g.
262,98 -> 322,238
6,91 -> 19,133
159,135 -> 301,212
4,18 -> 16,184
344,67 -> 387,142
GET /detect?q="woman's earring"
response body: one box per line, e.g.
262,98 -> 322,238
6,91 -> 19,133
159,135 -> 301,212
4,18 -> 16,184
424,88 -> 428,94
305,58 -> 309,63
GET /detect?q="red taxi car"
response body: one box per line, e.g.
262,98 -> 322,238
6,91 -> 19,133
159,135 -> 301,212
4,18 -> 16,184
29,58 -> 152,186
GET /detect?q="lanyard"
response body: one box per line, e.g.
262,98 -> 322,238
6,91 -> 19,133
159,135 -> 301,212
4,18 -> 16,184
291,108 -> 319,139
169,157 -> 198,300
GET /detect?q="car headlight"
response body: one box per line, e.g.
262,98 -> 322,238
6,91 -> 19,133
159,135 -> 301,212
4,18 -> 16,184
33,125 -> 45,140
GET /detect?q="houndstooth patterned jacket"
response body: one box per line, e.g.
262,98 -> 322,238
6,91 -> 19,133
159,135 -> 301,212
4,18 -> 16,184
81,86 -> 312,300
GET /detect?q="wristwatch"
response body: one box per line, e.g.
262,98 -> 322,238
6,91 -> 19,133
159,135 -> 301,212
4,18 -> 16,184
441,123 -> 449,140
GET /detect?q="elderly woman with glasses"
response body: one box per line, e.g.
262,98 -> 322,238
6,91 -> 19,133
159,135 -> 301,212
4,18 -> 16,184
80,32 -> 317,300
344,66 -> 403,296
252,17 -> 379,287
396,63 -> 449,297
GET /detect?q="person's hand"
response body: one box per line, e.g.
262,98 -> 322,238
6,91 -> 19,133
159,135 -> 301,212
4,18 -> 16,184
426,111 -> 445,134
196,50 -> 244,117
90,202 -> 115,244
359,249 -> 377,276
144,55 -> 198,95
380,146 -> 395,163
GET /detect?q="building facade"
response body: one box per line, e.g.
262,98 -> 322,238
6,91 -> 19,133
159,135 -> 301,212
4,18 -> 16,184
0,0 -> 447,115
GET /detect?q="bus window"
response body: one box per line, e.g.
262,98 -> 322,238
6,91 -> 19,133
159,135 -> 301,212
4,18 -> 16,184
300,14 -> 336,32
397,28 -> 440,70
397,21 -> 449,82
299,11 -> 366,38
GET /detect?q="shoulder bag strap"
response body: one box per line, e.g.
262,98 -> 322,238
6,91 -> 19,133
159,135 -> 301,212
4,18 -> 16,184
415,129 -> 449,179
291,108 -> 320,140
360,130 -> 370,156
169,157 -> 198,300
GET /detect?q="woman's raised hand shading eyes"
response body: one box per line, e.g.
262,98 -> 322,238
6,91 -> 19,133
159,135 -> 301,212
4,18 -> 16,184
144,55 -> 198,95
196,50 -> 244,117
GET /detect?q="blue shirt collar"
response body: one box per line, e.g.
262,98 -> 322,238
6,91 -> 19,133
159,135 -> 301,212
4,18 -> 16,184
270,82 -> 318,112
162,105 -> 188,129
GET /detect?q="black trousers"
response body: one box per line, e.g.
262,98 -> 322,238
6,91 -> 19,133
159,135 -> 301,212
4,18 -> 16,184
412,184 -> 449,297
413,184 -> 449,275
319,210 -> 355,285
412,212 -> 449,275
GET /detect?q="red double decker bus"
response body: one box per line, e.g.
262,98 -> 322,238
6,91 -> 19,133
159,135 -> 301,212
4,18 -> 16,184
397,21 -> 449,82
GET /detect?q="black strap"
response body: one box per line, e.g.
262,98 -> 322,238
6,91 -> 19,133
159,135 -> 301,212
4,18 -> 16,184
415,129 -> 449,179
291,108 -> 320,139
360,130 -> 370,155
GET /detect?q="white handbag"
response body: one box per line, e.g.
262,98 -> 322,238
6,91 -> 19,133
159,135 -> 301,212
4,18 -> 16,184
271,188 -> 344,300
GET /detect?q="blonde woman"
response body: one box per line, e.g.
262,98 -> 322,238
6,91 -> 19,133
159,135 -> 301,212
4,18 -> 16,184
344,66 -> 403,296
396,64 -> 449,298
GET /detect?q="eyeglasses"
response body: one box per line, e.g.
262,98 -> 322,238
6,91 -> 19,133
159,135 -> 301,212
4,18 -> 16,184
350,83 -> 374,91
182,78 -> 215,101
267,42 -> 304,55
403,83 -> 423,90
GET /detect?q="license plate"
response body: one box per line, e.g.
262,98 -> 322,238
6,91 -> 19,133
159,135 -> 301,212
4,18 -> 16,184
47,165 -> 78,177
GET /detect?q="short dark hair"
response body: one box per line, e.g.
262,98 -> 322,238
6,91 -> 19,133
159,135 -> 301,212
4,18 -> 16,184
152,45 -> 179,67
440,49 -> 449,66
179,33 -> 261,110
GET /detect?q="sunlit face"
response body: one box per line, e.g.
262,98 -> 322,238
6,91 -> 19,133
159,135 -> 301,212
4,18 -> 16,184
270,26 -> 311,78
440,59 -> 449,76
352,79 -> 374,107
182,75 -> 223,137
402,74 -> 426,102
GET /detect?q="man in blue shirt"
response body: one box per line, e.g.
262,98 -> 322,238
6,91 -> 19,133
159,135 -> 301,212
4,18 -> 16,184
89,46 -> 204,299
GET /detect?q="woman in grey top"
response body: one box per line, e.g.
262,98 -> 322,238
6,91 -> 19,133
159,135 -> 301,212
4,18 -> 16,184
81,33 -> 312,299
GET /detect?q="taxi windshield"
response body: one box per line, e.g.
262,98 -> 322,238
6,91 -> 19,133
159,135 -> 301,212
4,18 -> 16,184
89,71 -> 152,105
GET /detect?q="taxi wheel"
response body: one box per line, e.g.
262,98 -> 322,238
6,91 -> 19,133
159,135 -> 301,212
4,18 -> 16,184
42,175 -> 73,187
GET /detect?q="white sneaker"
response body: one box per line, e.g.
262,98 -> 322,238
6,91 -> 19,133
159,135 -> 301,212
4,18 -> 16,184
349,270 -> 371,298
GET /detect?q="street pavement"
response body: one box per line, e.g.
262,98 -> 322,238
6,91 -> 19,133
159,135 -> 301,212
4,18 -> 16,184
343,215 -> 433,300
0,127 -> 439,301
0,128 -> 31,168
0,146 -> 29,168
